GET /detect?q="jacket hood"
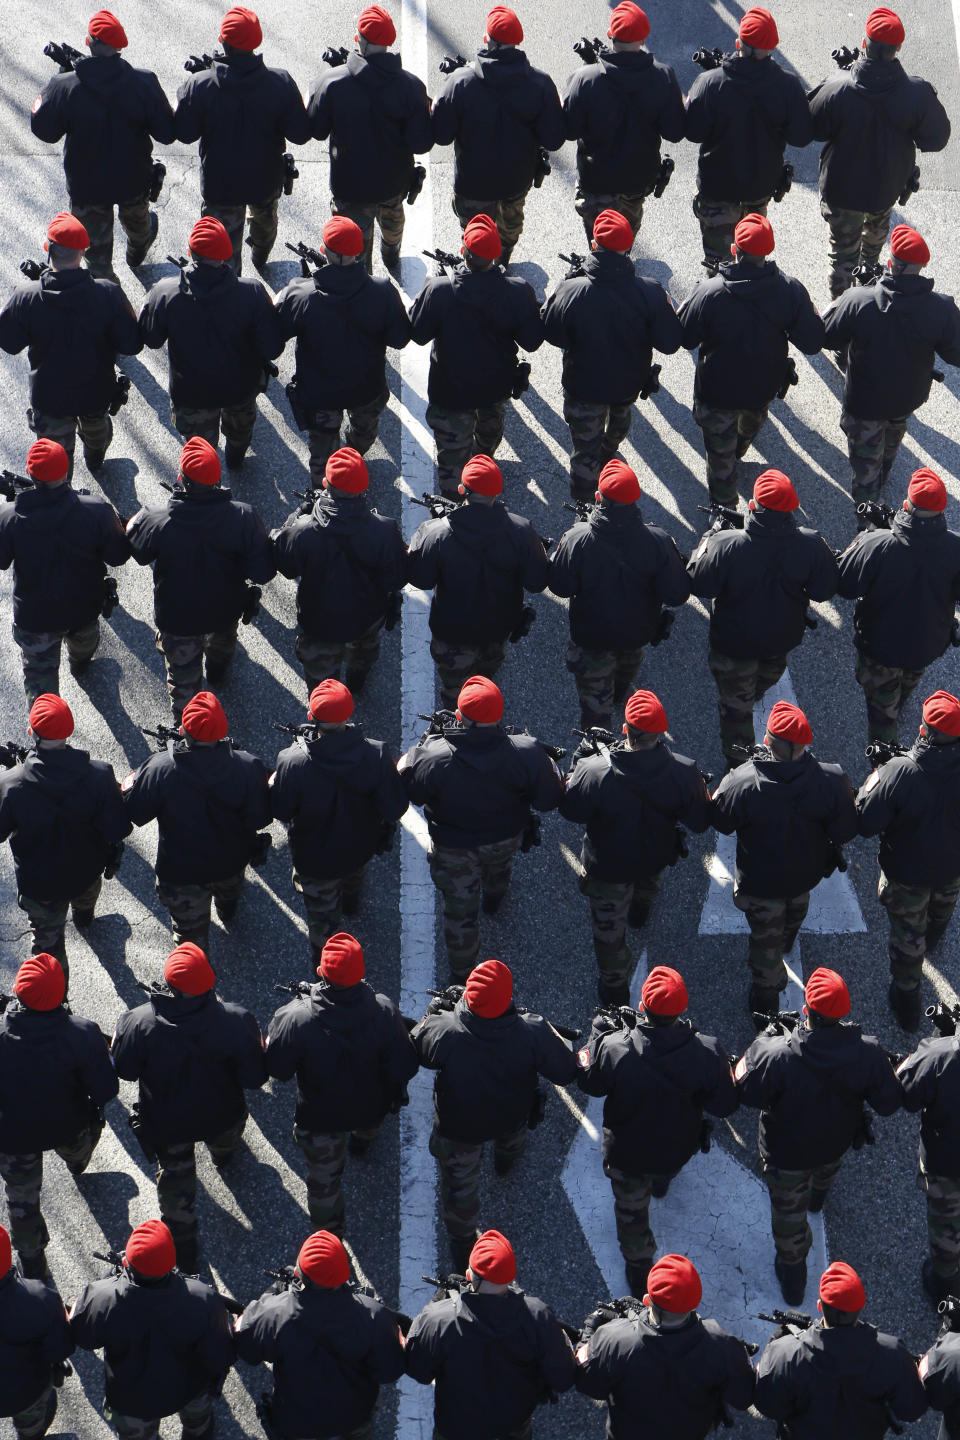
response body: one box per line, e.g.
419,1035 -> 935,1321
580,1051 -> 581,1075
444,502 -> 518,560
456,996 -> 520,1039
440,726 -> 511,773
298,727 -> 370,777
74,53 -> 131,94
474,48 -> 539,119
720,54 -> 780,87
608,742 -> 676,791
3,1004 -> 69,1037
312,265 -> 370,302
183,264 -> 238,304
588,504 -> 644,537
12,483 -> 75,528
744,506 -> 798,538
310,491 -> 370,530
216,51 -> 266,88
307,978 -> 374,1030
22,748 -> 92,793
583,252 -> 637,284
453,1288 -> 528,1339
751,751 -> 822,792
892,506 -> 947,547
167,486 -> 234,522
148,989 -> 214,1024
791,1021 -> 865,1073
875,273 -> 935,312
37,268 -> 96,310
348,49 -> 409,118
633,1016 -> 696,1055
851,55 -> 907,95
602,49 -> 654,79
911,735 -> 960,774
719,259 -> 783,296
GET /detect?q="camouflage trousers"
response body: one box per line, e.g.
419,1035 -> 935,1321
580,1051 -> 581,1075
296,622 -> 384,694
693,193 -> 770,269
292,1122 -> 381,1235
305,388 -> 389,479
820,199 -> 892,299
12,619 -> 100,705
763,1156 -> 845,1263
566,640 -> 645,730
155,1115 -> 247,1260
29,406 -> 113,474
155,628 -> 239,715
733,886 -> 809,992
156,869 -> 246,951
452,189 -> 529,253
425,401 -> 507,497
579,872 -> 660,987
879,870 -> 960,990
202,198 -> 279,274
71,196 -> 153,282
575,187 -> 646,244
430,635 -> 507,713
855,650 -> 925,745
0,1114 -> 103,1259
692,399 -> 768,507
708,645 -> 787,766
429,1122 -> 527,1238
429,833 -> 524,978
103,1391 -> 213,1440
562,393 -> 633,500
18,876 -> 102,984
331,194 -> 405,273
12,1385 -> 55,1439
921,1168 -> 960,1278
604,1161 -> 675,1265
840,408 -> 909,507
292,866 -> 365,952
170,395 -> 259,453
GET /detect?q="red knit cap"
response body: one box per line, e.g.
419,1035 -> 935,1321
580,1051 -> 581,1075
461,455 -> 503,496
325,447 -> 369,494
889,225 -> 929,265
469,1230 -> 517,1283
598,458 -> 641,503
164,943 -> 215,996
641,966 -> 688,1016
465,959 -> 512,1018
463,214 -> 502,260
820,1260 -> 866,1311
14,954 -> 66,1012
753,469 -> 798,512
0,1227 -> 11,1278
46,213 -> 89,252
181,691 -> 229,743
320,932 -> 365,986
766,700 -> 812,746
624,689 -> 668,733
297,1231 -> 350,1287
805,966 -> 850,1019
457,676 -> 504,723
88,10 -> 128,47
322,216 -> 365,257
308,679 -> 354,723
220,6 -> 262,49
29,694 -> 74,740
486,5 -> 523,42
26,439 -> 69,484
646,1255 -> 702,1313
358,5 -> 396,44
608,2 -> 650,42
188,217 -> 233,262
179,436 -> 221,485
734,213 -> 775,256
922,690 -> 960,737
865,7 -> 904,45
907,467 -> 947,512
125,1220 -> 176,1278
592,209 -> 635,251
739,6 -> 778,49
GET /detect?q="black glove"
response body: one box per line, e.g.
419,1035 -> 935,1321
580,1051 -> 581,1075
103,841 -> 124,881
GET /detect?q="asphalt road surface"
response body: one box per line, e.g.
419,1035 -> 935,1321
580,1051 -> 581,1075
4,1 -> 960,1436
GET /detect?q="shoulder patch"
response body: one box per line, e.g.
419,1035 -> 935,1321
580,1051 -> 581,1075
577,1046 -> 591,1069
862,770 -> 881,793
734,1056 -> 748,1081
120,772 -> 135,792
576,1342 -> 590,1365
919,1353 -> 929,1380
267,771 -> 276,788
31,95 -> 43,114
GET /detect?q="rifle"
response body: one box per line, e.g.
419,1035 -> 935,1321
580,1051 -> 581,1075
898,165 -> 921,207
95,1243 -> 247,1312
101,577 -> 119,620
640,363 -> 661,401
43,40 -> 83,72
777,357 -> 799,401
264,1263 -> 302,1290
772,162 -> 794,204
0,740 -> 30,770
758,1307 -> 812,1333
691,46 -> 725,70
282,153 -> 299,196
149,160 -> 166,203
291,484 -> 324,512
412,491 -> 459,519
559,250 -> 586,279
573,36 -> 606,64
407,164 -> 427,205
563,497 -> 596,523
272,720 -> 318,741
939,1295 -> 960,1331
140,723 -> 182,751
0,470 -> 33,502
274,980 -> 314,999
423,247 -> 462,274
19,258 -> 45,282
322,45 -> 350,67
832,44 -> 860,69
697,502 -> 743,532
417,708 -> 460,737
572,726 -> 619,759
422,1271 -> 471,1300
751,1008 -> 803,1035
650,156 -> 675,200
926,1001 -> 960,1038
184,51 -> 224,73
864,739 -> 905,768
425,984 -> 580,1041
855,499 -> 895,530
438,53 -> 468,74
851,260 -> 884,287
108,371 -> 131,416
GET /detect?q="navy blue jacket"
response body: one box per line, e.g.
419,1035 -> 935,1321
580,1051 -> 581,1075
856,736 -> 960,888
0,1001 -> 117,1154
562,47 -> 684,195
898,1032 -> 960,1177
684,54 -> 813,202
307,49 -> 432,201
0,1269 -> 73,1418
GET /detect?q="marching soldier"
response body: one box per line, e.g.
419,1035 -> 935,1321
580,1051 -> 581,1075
0,1221 -> 73,1438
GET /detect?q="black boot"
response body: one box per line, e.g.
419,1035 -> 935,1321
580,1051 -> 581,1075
449,1231 -> 478,1274
774,1256 -> 806,1306
175,1234 -> 199,1275
481,890 -> 505,915
20,1250 -> 50,1283
749,984 -> 781,1030
598,975 -> 630,1008
627,899 -> 651,930
224,441 -> 246,471
888,980 -> 922,1032
625,1259 -> 651,1296
127,212 -> 159,268
925,922 -> 949,954
923,1257 -> 960,1303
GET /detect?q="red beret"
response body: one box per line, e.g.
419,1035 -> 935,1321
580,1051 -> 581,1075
486,6 -> 523,43
608,2 -> 650,42
641,966 -> 688,1016
598,458 -> 641,503
181,691 -> 229,743
188,217 -> 233,262
734,213 -> 775,256
29,694 -> 74,740
46,213 -> 89,252
88,10 -> 128,47
753,469 -> 798,512
297,1230 -> 350,1287
766,700 -> 812,745
164,943 -> 215,996
592,208 -> 635,251
125,1220 -> 176,1278
646,1254 -> 702,1313
325,447 -> 369,494
457,676 -> 504,723
624,689 -> 668,734
308,680 -> 355,723
907,467 -> 947,512
805,966 -> 850,1019
461,455 -> 503,496
819,1260 -> 866,1311
889,224 -> 929,265
469,1229 -> 517,1283
465,959 -> 513,1018
922,690 -> 960,737
358,5 -> 396,44
865,7 -> 904,45
14,954 -> 66,1012
180,436 -> 221,486
26,439 -> 69,484
463,214 -> 502,260
320,932 -> 365,986
322,216 -> 364,257
739,6 -> 778,49
220,5 -> 263,50
0,1227 -> 11,1278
